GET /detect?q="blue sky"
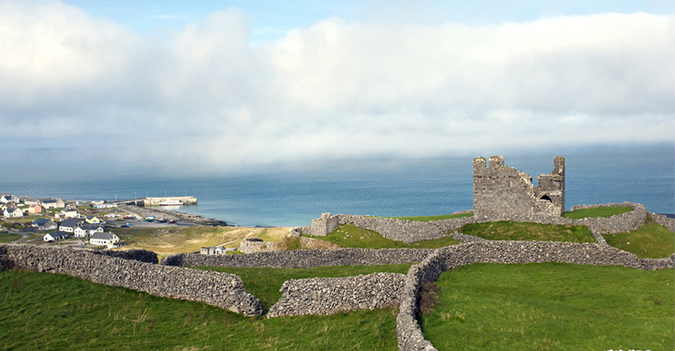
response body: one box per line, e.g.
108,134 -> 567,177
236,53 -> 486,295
64,0 -> 674,42
0,0 -> 673,175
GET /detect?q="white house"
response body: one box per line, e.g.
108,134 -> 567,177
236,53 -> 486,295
74,225 -> 104,238
40,198 -> 65,209
44,231 -> 69,241
90,232 -> 119,246
0,194 -> 19,204
3,207 -> 23,219
59,219 -> 82,233
60,208 -> 79,219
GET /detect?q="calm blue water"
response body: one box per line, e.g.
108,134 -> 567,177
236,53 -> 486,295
1,148 -> 673,227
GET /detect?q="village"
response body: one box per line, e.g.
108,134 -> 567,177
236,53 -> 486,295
0,193 -> 194,249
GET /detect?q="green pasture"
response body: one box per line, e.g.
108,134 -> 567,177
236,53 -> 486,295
420,262 -> 674,351
303,224 -> 461,249
604,218 -> 675,258
562,206 -> 633,219
0,269 -> 400,350
458,221 -> 595,243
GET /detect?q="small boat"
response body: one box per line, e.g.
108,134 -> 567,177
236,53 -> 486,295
169,219 -> 176,224
159,199 -> 183,206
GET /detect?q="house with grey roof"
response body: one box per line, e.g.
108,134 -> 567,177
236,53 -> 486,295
44,231 -> 69,242
59,219 -> 83,233
0,194 -> 19,204
32,218 -> 57,231
3,207 -> 23,219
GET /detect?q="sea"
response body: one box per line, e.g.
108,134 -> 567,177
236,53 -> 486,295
1,147 -> 673,227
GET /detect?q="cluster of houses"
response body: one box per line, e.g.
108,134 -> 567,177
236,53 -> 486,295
1,193 -> 118,219
2,193 -> 121,248
42,217 -> 121,247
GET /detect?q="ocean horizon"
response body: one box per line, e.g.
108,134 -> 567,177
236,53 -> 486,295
2,147 -> 673,227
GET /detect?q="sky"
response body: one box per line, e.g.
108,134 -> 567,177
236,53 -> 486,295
0,0 -> 673,176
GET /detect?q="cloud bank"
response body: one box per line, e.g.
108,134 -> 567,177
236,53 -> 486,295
0,0 -> 673,173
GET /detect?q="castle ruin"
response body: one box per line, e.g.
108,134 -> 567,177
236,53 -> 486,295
473,156 -> 565,217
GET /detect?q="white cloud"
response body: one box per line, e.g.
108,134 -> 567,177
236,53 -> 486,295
0,1 -> 672,173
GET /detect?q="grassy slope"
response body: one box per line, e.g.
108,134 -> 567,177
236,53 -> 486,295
0,269 -> 400,350
458,221 -> 595,243
562,206 -> 633,219
420,263 -> 674,351
604,219 -> 675,258
303,224 -> 461,249
388,212 -> 474,222
118,226 -> 289,255
200,264 -> 413,310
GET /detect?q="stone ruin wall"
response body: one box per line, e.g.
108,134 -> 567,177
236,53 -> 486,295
396,241 -> 675,351
473,156 -> 565,217
0,245 -> 263,316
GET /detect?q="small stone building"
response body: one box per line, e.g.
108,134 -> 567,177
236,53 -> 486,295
473,156 -> 565,217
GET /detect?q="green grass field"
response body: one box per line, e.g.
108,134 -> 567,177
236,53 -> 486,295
199,264 -> 413,310
420,263 -> 674,351
562,206 -> 633,219
388,212 -> 474,222
603,219 -> 675,258
0,233 -> 22,243
0,269 -> 401,350
303,224 -> 461,249
458,221 -> 595,242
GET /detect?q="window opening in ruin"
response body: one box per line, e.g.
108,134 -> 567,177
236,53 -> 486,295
540,195 -> 552,202
532,178 -> 538,187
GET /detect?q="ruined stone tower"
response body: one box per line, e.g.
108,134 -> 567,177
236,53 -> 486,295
473,156 -> 565,217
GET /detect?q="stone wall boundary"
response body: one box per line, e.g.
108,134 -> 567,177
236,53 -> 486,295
0,245 -> 263,316
302,202 -> 649,244
162,248 -> 433,268
267,273 -> 406,318
648,212 -> 675,232
396,241 -> 674,350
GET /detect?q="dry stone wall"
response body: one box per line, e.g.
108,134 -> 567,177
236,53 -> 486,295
396,241 -> 675,351
90,248 -> 159,264
162,248 -> 433,268
648,212 -> 675,232
303,202 -> 651,244
0,245 -> 263,316
267,273 -> 406,318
